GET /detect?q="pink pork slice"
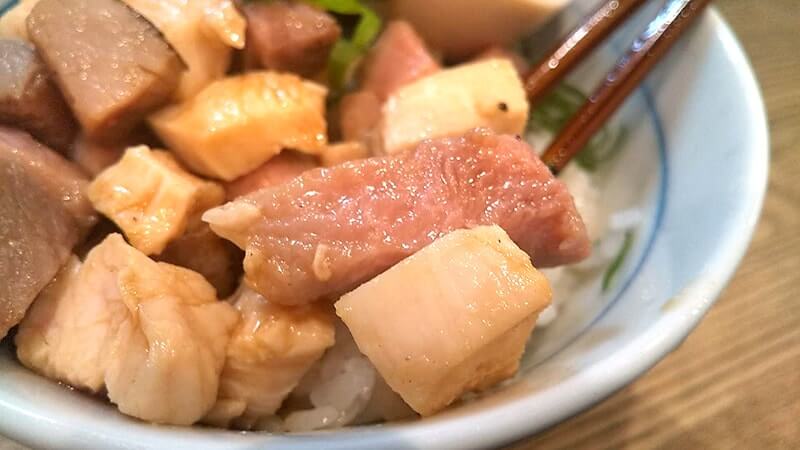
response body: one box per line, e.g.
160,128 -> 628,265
204,129 -> 590,306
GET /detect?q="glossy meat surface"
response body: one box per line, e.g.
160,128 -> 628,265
243,1 -> 340,77
0,39 -> 76,151
0,127 -> 96,339
27,0 -> 183,141
204,129 -> 590,306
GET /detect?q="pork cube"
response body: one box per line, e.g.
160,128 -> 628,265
336,225 -> 551,415
123,0 -> 246,100
361,21 -> 440,102
158,223 -> 242,297
0,126 -> 96,339
225,151 -> 318,201
204,287 -> 335,430
27,0 -> 183,142
150,72 -> 328,181
243,1 -> 340,78
203,129 -> 589,306
380,58 -> 528,154
0,39 -> 76,152
88,145 -> 225,255
15,234 -> 239,425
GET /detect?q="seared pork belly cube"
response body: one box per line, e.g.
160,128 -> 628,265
150,72 -> 328,181
225,151 -> 319,201
0,39 -> 77,152
0,127 -> 96,339
336,225 -> 551,415
15,234 -> 239,425
123,0 -> 246,100
204,287 -> 335,430
27,0 -> 183,142
88,146 -> 225,255
158,223 -> 242,298
243,1 -> 340,78
361,21 -> 440,102
203,129 -> 589,306
380,59 -> 528,154
320,141 -> 370,167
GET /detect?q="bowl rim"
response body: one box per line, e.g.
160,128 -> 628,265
0,6 -> 768,450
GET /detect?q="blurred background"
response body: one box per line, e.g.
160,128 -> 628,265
513,0 -> 800,448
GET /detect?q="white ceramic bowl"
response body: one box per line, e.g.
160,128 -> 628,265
0,1 -> 768,448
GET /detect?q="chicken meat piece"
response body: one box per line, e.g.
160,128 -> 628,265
15,255 -> 125,392
243,1 -> 340,78
225,151 -> 318,201
123,0 -> 246,100
158,223 -> 242,298
361,21 -> 440,102
203,129 -> 590,306
16,234 -> 239,425
88,145 -> 225,255
149,72 -> 328,181
204,287 -> 335,430
379,58 -> 528,155
0,39 -> 76,152
320,141 -> 369,167
0,126 -> 96,339
26,0 -> 183,142
336,225 -> 552,415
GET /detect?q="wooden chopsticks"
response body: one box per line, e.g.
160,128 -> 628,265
527,0 -> 714,174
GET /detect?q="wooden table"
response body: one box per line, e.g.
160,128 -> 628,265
514,0 -> 800,448
1,1 -> 797,449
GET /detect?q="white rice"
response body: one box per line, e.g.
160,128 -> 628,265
280,323 -> 414,431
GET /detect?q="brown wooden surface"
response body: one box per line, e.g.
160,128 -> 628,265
514,0 -> 800,448
1,1 -> 797,449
